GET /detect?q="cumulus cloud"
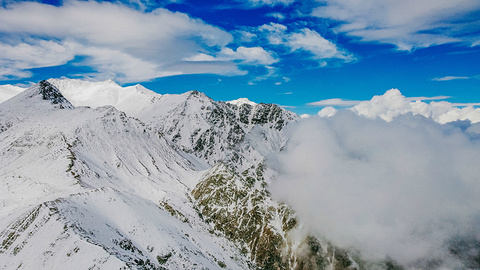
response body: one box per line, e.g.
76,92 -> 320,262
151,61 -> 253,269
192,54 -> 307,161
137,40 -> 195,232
351,89 -> 480,123
270,112 -> 480,267
317,106 -> 336,117
312,0 -> 480,50
0,1 -> 266,82
309,90 -> 480,124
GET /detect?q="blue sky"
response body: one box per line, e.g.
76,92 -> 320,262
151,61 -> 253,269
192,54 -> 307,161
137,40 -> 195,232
0,0 -> 479,115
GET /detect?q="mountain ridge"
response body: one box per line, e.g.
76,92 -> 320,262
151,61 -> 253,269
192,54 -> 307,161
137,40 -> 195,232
0,79 -> 403,270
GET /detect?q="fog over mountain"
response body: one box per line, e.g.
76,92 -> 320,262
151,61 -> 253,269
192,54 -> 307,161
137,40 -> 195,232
271,111 -> 480,268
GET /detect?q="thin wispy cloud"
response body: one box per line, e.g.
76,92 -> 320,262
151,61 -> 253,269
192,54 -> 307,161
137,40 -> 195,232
407,95 -> 451,101
432,76 -> 470,81
242,0 -> 294,7
308,98 -> 362,107
257,22 -> 355,64
451,102 -> 480,107
308,94 -> 451,108
266,12 -> 285,20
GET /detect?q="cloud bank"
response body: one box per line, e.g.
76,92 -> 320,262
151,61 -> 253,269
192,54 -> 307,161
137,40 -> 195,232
351,89 -> 480,124
270,112 -> 480,267
310,89 -> 480,124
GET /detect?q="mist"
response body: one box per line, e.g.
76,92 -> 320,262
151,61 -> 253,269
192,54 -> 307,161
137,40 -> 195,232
270,111 -> 480,268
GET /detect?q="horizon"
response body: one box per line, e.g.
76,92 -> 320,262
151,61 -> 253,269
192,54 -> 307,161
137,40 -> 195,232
0,0 -> 479,115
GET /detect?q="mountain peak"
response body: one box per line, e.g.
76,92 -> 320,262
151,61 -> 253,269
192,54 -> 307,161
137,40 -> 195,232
227,98 -> 257,107
47,78 -> 160,115
36,80 -> 74,109
187,90 -> 208,98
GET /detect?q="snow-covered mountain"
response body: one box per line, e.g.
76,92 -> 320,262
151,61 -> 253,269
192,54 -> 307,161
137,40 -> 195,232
0,84 -> 25,104
1,79 -> 362,270
0,80 -> 253,269
8,79 -> 478,269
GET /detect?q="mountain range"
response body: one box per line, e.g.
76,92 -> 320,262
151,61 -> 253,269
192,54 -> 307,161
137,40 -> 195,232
0,79 -> 363,270
2,79 -> 479,269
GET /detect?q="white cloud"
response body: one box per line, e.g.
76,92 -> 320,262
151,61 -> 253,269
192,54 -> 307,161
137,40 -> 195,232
259,23 -> 289,45
308,98 -> 362,106
244,0 -> 294,6
0,66 -> 32,81
234,30 -> 258,43
351,89 -> 480,123
309,91 -> 480,123
219,46 -> 278,65
248,65 -> 278,84
259,23 -> 355,62
317,106 -> 336,117
275,77 -> 291,86
312,0 -> 480,50
287,28 -> 354,61
407,95 -> 451,101
183,53 -> 218,62
266,12 -> 286,20
0,40 -> 78,80
432,76 -> 470,81
0,1 -> 250,82
270,112 -> 480,267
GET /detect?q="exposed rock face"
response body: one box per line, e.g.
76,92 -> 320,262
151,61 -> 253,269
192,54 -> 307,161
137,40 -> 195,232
37,80 -> 74,109
152,92 -> 359,269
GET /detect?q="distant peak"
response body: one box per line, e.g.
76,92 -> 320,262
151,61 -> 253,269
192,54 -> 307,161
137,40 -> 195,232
189,90 -> 203,96
103,79 -> 120,86
227,98 -> 257,107
186,90 -> 210,100
37,80 -> 74,109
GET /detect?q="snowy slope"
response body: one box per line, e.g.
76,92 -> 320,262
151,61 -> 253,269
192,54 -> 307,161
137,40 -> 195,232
227,97 -> 257,107
0,81 -> 251,269
48,79 -> 298,170
0,84 -> 25,104
48,78 -> 161,115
